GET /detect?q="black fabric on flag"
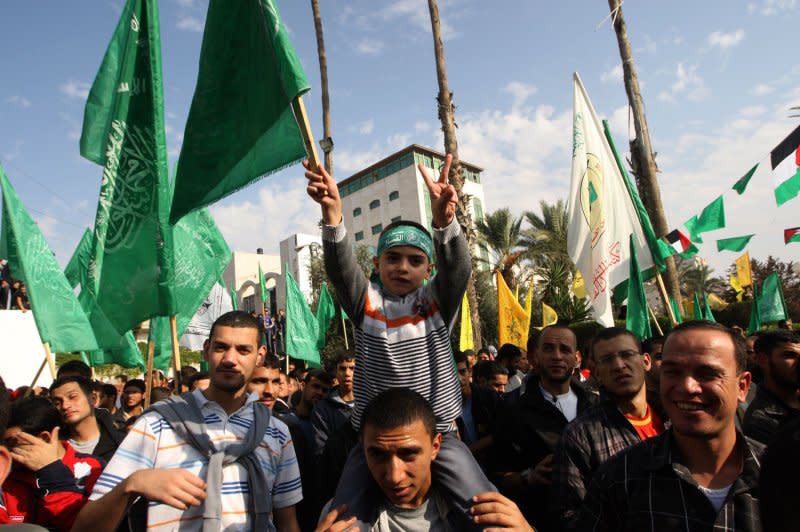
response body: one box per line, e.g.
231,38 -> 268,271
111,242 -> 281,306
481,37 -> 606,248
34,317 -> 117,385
770,124 -> 800,170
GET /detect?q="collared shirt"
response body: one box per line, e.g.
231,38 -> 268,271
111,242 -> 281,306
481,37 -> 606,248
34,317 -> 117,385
742,384 -> 800,445
575,429 -> 764,532
551,396 -> 654,528
91,389 -> 302,531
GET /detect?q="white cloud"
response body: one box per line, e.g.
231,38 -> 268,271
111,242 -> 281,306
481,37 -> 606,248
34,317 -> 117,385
177,15 -> 204,32
415,121 -> 433,133
607,105 -> 631,141
1,140 -> 23,162
747,0 -> 796,15
502,81 -> 537,110
708,29 -> 745,50
357,118 -> 375,135
600,64 -> 623,84
60,80 -> 90,100
4,95 -> 31,108
355,38 -> 384,56
33,216 -> 59,241
751,83 -> 774,96
380,0 -> 458,40
174,0 -> 199,7
739,105 -> 767,118
659,63 -> 709,103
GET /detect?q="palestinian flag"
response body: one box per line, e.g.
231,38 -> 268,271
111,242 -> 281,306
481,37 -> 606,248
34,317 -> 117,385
771,125 -> 800,206
664,229 -> 698,258
785,227 -> 800,245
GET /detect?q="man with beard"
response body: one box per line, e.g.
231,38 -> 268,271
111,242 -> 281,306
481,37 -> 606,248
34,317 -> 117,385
551,327 -> 664,529
743,329 -> 800,444
75,311 -> 302,531
576,321 -> 762,531
492,325 -> 597,528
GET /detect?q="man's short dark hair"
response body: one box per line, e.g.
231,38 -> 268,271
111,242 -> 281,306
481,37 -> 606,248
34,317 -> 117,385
496,343 -> 522,365
208,310 -> 260,341
334,352 -> 356,366
472,360 -> 508,382
591,327 -> 642,358
51,375 -> 93,399
100,384 -> 117,399
754,330 -> 800,358
642,336 -> 665,355
0,377 -> 10,436
186,372 -> 209,390
180,366 -> 199,380
263,354 -> 282,370
537,324 -> 577,348
57,360 -> 92,379
361,388 -> 437,438
125,378 -> 146,393
453,351 -> 468,366
305,369 -> 333,386
114,374 -> 128,383
8,397 -> 61,435
527,330 -> 541,354
150,387 -> 171,403
664,320 -> 748,373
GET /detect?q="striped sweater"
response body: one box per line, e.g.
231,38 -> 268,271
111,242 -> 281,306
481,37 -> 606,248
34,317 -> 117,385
322,219 -> 469,433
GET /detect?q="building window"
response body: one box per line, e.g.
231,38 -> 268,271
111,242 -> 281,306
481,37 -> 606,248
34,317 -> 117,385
353,207 -> 362,217
473,197 -> 484,222
355,231 -> 364,242
369,199 -> 381,210
389,190 -> 399,201
371,224 -> 383,235
391,216 -> 401,223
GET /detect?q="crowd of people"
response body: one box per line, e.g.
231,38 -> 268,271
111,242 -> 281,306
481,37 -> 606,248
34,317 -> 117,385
0,259 -> 30,311
0,157 -> 796,530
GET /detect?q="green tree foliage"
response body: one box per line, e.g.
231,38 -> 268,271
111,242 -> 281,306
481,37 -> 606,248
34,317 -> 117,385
474,208 -> 524,291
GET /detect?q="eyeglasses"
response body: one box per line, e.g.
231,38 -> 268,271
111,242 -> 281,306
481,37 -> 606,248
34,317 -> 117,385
596,350 -> 641,367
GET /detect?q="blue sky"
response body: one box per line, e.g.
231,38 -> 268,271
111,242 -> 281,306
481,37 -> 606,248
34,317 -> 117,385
1,0 -> 798,277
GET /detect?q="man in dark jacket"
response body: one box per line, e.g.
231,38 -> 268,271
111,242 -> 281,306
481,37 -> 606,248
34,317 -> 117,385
311,353 -> 355,455
492,325 -> 597,528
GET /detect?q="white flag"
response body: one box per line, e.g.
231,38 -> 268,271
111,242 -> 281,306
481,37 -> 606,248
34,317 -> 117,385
567,73 -> 654,326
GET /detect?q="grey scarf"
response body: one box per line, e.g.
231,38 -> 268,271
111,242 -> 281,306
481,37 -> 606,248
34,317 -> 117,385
150,392 -> 273,532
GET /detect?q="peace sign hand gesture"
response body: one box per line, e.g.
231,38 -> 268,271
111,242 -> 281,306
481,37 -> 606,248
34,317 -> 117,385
419,153 -> 458,228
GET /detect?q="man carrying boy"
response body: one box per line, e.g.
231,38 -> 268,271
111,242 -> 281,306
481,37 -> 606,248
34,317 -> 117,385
305,155 -> 494,529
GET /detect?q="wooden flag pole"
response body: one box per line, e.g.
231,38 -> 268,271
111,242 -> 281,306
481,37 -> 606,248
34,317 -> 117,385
43,342 -> 57,379
654,271 -> 677,326
647,304 -> 664,336
27,358 -> 48,395
291,96 -> 322,171
169,315 -> 182,394
144,336 -> 155,409
341,313 -> 349,350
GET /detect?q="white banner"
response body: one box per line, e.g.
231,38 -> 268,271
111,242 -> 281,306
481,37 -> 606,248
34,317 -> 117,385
0,311 -> 53,390
180,284 -> 234,351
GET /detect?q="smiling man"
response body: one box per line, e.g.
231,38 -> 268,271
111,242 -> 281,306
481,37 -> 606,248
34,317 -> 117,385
576,321 -> 763,531
74,311 -> 302,532
551,327 -> 664,529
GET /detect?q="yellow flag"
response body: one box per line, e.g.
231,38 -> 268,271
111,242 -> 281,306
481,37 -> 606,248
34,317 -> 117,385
572,271 -> 587,299
542,302 -> 559,328
459,292 -> 474,351
523,278 -> 535,337
497,271 -> 528,350
707,293 -> 729,311
735,252 -> 752,288
729,274 -> 744,302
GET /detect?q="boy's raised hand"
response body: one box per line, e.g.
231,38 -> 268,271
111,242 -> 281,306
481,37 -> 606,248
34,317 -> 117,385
419,153 -> 458,228
304,160 -> 342,225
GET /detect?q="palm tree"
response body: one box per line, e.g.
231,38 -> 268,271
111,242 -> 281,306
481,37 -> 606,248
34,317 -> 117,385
475,208 -> 524,290
520,199 -> 570,266
677,257 -> 725,297
426,0 -> 482,346
310,0 -> 333,174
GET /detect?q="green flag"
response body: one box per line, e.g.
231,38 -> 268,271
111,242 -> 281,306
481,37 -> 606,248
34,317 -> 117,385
695,195 -> 726,234
63,226 -> 143,368
230,288 -> 238,311
716,234 -> 754,253
64,229 -> 92,288
693,293 -> 703,320
603,121 -> 666,270
259,264 -> 267,310
747,283 -> 762,335
149,206 -> 231,370
169,0 -> 310,223
80,0 -> 175,334
684,216 -> 704,244
759,272 -> 788,323
702,293 -> 716,322
625,234 -> 652,340
669,296 -> 683,324
285,266 -> 320,367
732,163 -> 759,195
315,283 -> 336,350
0,168 -> 98,353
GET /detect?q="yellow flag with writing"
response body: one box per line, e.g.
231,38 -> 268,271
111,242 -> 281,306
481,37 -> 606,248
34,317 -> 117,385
735,252 -> 752,288
572,271 -> 587,299
497,271 -> 528,350
459,292 -> 474,351
542,303 -> 559,328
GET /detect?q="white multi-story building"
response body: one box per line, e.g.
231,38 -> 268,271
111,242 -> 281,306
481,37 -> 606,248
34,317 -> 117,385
337,144 -> 488,264
221,250 -> 281,314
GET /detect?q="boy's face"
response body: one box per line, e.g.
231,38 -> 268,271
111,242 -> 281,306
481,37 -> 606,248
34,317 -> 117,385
373,245 -> 432,297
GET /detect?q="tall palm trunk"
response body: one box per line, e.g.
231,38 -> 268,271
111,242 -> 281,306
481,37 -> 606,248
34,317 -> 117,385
311,0 -> 333,175
427,0 -> 482,347
608,0 -> 682,310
